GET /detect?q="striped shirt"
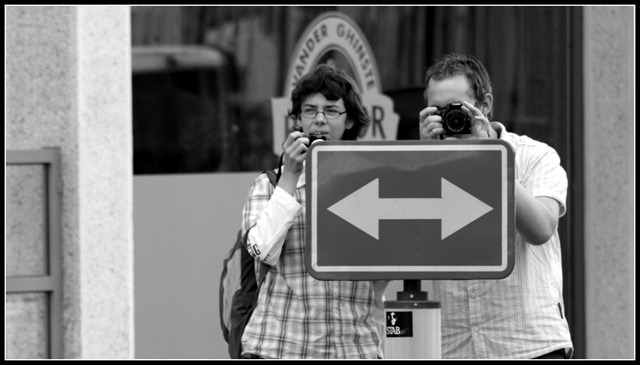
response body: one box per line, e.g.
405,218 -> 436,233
241,167 -> 387,359
430,123 -> 573,359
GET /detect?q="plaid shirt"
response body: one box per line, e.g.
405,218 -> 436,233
241,168 -> 387,359
430,123 -> 573,359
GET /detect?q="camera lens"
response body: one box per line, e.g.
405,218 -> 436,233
445,111 -> 468,133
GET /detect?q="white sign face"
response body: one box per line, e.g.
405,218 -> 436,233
271,12 -> 399,156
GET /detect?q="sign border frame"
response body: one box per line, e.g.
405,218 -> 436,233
306,140 -> 515,280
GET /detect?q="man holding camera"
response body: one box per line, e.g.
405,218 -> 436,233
419,53 -> 573,359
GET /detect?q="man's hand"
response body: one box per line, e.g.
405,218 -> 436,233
463,101 -> 495,139
419,101 -> 497,140
418,106 -> 443,140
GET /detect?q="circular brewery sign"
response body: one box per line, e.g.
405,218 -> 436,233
271,12 -> 399,155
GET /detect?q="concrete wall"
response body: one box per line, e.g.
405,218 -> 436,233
6,6 -> 134,358
582,6 -> 635,359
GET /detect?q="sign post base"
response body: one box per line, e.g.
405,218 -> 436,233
383,280 -> 441,359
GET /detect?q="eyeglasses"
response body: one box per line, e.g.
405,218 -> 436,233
300,108 -> 347,119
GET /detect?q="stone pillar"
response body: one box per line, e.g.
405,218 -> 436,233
6,5 -> 134,359
582,5 -> 634,359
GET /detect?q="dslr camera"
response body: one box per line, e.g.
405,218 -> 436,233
433,101 -> 471,135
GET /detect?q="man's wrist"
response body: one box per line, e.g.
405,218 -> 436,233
489,122 -> 502,139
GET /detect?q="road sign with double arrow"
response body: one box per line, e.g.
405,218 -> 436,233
306,140 -> 514,280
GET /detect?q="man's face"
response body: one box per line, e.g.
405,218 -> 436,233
424,74 -> 476,109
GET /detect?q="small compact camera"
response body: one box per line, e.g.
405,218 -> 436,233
433,101 -> 471,135
294,128 -> 329,146
302,134 -> 328,146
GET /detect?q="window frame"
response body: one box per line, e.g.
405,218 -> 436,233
6,148 -> 63,359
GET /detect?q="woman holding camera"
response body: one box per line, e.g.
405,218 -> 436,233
239,64 -> 388,359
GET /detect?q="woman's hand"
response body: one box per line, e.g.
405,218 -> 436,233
278,130 -> 308,196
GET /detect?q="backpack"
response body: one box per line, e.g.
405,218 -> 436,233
219,168 -> 279,359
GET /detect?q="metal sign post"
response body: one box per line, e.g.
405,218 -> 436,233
384,280 -> 441,359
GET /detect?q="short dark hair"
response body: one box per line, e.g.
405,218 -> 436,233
425,53 -> 493,120
288,64 -> 370,140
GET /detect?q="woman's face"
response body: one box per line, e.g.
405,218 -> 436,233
296,93 -> 353,141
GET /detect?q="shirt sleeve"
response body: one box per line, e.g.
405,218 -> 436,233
493,122 -> 568,218
524,149 -> 568,217
241,175 -> 302,266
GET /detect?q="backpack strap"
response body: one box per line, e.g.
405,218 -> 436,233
263,168 -> 279,187
276,152 -> 284,182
